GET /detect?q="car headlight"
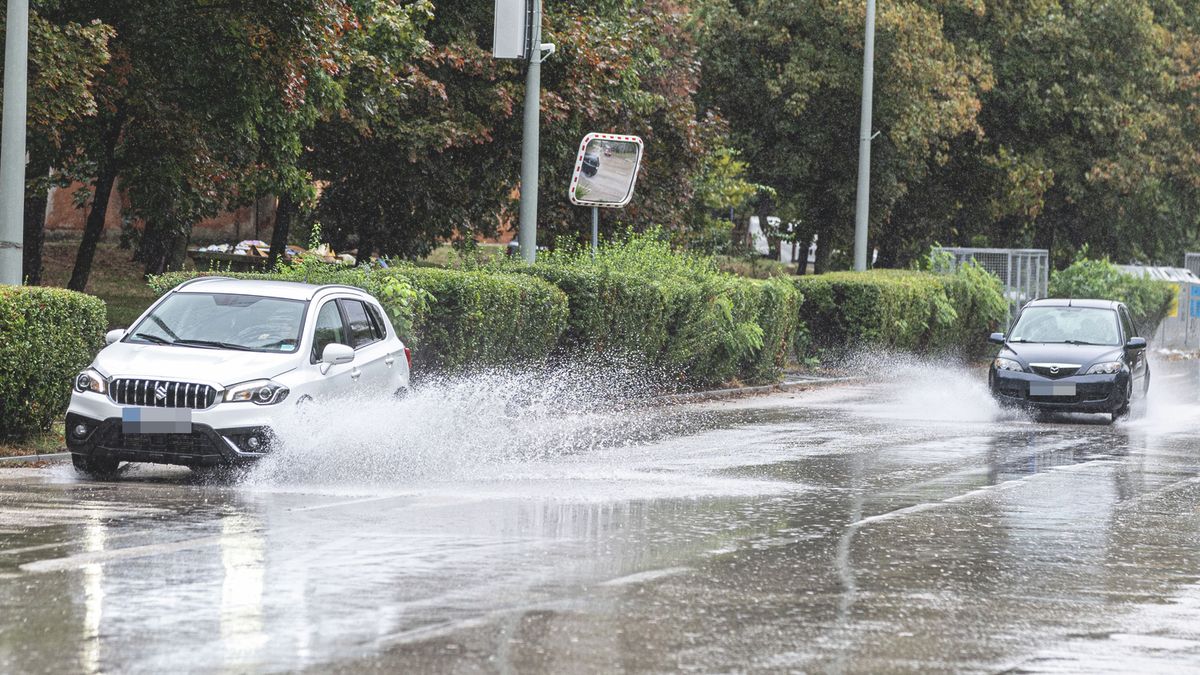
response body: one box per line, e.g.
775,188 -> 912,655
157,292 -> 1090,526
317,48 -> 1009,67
74,368 -> 107,394
224,379 -> 289,405
1086,361 -> 1124,375
993,357 -> 1024,372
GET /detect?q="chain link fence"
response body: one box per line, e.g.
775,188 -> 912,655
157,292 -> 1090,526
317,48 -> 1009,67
933,247 -> 1049,321
1123,264 -> 1200,350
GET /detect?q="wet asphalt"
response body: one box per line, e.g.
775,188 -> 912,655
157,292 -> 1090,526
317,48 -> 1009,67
2,359 -> 1200,673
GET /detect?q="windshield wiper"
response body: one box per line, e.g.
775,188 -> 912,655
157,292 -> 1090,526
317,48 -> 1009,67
149,315 -> 181,341
1062,340 -> 1103,346
173,339 -> 254,351
132,333 -> 173,345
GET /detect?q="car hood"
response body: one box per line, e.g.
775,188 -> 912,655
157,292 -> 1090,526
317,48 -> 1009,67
1002,342 -> 1122,367
92,341 -> 298,387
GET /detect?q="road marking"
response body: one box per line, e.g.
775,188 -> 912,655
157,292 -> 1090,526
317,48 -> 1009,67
20,535 -> 226,574
599,566 -> 691,587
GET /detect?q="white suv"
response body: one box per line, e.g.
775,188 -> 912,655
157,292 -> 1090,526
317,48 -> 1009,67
66,277 -> 411,477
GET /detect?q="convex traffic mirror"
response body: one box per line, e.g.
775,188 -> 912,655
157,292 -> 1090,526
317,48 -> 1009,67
569,133 -> 644,207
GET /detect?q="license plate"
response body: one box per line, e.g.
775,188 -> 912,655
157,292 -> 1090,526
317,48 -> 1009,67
121,408 -> 193,434
1030,382 -> 1076,397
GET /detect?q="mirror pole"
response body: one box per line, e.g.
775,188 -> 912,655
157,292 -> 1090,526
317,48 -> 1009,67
517,0 -> 544,264
591,206 -> 598,259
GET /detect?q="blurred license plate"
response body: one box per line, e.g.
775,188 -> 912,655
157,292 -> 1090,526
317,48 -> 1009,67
1030,383 -> 1076,397
122,408 -> 192,434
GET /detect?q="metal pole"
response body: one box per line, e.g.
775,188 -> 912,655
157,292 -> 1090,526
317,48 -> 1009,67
0,0 -> 29,285
852,0 -> 876,272
516,0 -> 543,264
591,206 -> 598,259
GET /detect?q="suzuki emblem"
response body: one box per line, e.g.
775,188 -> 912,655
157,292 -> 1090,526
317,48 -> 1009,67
155,384 -> 168,400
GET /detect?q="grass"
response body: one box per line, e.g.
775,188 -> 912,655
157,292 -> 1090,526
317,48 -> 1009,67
40,237 -> 163,329
0,424 -> 65,458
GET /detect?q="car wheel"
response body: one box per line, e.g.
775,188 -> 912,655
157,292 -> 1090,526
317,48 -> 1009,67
1112,380 -> 1133,420
72,453 -> 121,479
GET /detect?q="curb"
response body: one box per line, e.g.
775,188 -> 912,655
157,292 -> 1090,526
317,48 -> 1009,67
656,376 -> 860,404
0,452 -> 70,464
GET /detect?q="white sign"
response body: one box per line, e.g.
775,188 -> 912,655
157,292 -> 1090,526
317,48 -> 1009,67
493,0 -> 531,60
568,133 -> 644,208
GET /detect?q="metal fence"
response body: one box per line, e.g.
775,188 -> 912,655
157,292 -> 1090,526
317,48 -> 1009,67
934,247 -> 1049,320
1121,265 -> 1200,350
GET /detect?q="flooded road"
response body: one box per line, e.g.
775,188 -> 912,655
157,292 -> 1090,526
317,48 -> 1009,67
2,359 -> 1200,673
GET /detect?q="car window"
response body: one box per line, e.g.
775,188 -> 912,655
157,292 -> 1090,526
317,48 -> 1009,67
1118,306 -> 1136,340
1009,306 -> 1121,346
340,299 -> 378,348
365,303 -> 388,341
312,301 -> 347,361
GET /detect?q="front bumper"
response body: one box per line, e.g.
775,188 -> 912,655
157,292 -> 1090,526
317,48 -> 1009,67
66,390 -> 276,466
989,369 -> 1128,413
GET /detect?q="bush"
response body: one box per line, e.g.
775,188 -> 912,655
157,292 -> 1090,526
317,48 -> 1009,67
385,267 -> 568,372
149,262 -> 568,374
503,230 -> 800,385
794,266 -> 1006,360
0,287 -> 106,438
1048,259 -> 1175,334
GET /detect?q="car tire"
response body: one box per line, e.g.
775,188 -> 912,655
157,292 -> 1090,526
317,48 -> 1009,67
72,453 -> 121,479
1112,380 -> 1133,420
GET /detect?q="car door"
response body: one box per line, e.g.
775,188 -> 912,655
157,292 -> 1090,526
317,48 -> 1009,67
307,298 -> 358,400
337,298 -> 393,396
1117,305 -> 1146,385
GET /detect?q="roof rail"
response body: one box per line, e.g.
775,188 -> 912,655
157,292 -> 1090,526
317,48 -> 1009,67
175,275 -> 234,289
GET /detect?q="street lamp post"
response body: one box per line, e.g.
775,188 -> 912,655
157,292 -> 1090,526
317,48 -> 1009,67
516,0 -> 544,263
0,0 -> 28,285
852,0 -> 876,272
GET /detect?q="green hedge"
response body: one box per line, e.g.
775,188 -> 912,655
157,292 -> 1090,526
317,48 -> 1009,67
149,266 -> 568,374
0,287 -> 106,438
507,233 -> 802,386
385,267 -> 568,372
1048,259 -> 1175,334
793,267 -> 1007,360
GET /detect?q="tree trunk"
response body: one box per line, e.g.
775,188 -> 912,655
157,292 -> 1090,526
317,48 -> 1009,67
68,166 -> 118,291
140,219 -> 190,278
793,227 -> 812,276
21,172 -> 48,286
267,193 -> 294,268
68,113 -> 123,291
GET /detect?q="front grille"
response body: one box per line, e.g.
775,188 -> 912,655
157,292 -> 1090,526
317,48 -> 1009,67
1030,365 -> 1080,379
99,429 -> 220,457
109,379 -> 218,409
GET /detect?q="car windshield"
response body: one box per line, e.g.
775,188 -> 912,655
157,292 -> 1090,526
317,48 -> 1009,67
127,292 -> 306,353
1009,306 -> 1121,346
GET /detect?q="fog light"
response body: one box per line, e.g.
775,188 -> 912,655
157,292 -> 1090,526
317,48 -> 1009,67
245,435 -> 263,451
73,423 -> 89,439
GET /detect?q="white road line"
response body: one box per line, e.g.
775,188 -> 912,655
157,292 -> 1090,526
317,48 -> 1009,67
19,535 -> 226,574
599,566 -> 692,587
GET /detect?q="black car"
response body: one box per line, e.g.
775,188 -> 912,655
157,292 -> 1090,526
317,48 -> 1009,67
988,299 -> 1149,419
581,151 -> 600,177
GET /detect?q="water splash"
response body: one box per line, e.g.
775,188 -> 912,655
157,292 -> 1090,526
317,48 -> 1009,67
242,360 -> 694,489
835,351 -> 1013,423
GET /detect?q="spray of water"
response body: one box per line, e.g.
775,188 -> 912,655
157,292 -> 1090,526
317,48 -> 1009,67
831,350 -> 1015,424
242,359 -> 698,489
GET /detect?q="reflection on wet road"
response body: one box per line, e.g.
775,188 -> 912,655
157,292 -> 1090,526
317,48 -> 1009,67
2,359 -> 1200,672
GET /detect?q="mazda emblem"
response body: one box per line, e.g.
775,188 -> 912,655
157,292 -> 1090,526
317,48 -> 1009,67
1049,366 -> 1059,375
155,384 -> 168,400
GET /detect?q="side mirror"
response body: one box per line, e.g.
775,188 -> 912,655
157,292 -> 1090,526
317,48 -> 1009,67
105,329 -> 126,345
1126,337 -> 1147,350
321,343 -> 354,366
988,332 -> 1006,345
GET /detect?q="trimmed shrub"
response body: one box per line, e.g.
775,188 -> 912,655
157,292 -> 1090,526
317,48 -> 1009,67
149,264 -> 568,374
385,267 -> 568,372
0,287 -> 106,438
1048,259 -> 1175,334
794,267 -> 1006,360
504,231 -> 800,385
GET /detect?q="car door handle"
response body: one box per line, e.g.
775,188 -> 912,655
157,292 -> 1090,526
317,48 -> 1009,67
384,356 -> 394,367
351,368 -> 361,381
